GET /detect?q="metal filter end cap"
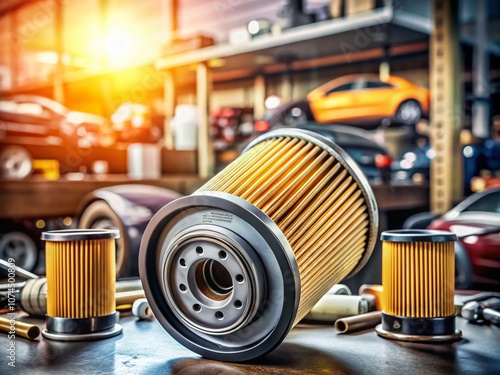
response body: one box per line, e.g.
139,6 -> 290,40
139,192 -> 301,362
381,229 -> 457,243
375,312 -> 462,342
42,229 -> 120,241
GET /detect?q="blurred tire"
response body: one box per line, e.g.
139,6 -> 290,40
283,106 -> 309,126
0,227 -> 38,272
396,100 -> 422,125
78,200 -> 128,277
0,145 -> 33,179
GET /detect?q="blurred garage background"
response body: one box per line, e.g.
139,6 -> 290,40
0,0 -> 499,292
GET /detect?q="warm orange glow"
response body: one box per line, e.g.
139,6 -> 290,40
254,120 -> 271,132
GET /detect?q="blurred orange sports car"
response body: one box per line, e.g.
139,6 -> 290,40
307,74 -> 430,127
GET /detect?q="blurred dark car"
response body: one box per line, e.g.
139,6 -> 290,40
392,137 -> 498,194
481,139 -> 500,172
210,107 -> 254,151
0,95 -> 113,179
427,187 -> 500,290
254,100 -> 314,133
111,103 -> 162,144
77,184 -> 182,277
391,139 -> 434,182
286,123 -> 393,184
0,95 -> 110,148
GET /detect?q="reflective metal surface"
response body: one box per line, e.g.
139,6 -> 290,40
140,192 -> 300,362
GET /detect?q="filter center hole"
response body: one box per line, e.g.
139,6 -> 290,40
195,259 -> 233,301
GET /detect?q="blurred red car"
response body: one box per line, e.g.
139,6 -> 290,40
210,107 -> 254,151
427,187 -> 500,290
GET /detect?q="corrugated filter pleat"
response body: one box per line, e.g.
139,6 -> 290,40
382,241 -> 455,318
199,136 -> 370,323
45,239 -> 116,318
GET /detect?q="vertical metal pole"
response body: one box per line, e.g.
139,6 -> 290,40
196,62 -> 214,178
472,0 -> 490,139
163,71 -> 175,150
253,74 -> 266,119
53,0 -> 64,104
162,0 -> 178,149
430,0 -> 462,213
162,0 -> 179,42
99,0 -> 113,116
379,45 -> 390,82
281,71 -> 292,103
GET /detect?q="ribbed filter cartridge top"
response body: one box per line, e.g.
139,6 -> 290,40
140,129 -> 378,361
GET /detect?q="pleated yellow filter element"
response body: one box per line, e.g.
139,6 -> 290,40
140,128 -> 378,361
376,229 -> 462,342
41,229 -> 123,341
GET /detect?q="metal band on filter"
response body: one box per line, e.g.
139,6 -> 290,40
140,129 -> 378,361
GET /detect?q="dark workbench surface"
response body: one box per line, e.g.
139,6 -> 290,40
2,313 -> 499,374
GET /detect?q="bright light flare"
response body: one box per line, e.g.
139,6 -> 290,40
265,95 -> 281,109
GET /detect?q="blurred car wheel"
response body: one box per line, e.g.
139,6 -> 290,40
282,106 -> 309,126
0,227 -> 38,272
396,100 -> 422,124
0,145 -> 32,179
78,200 -> 128,277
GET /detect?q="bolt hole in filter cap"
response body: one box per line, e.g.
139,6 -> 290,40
375,229 -> 462,342
140,129 -> 379,361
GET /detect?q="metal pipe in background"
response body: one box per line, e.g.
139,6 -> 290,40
0,259 -> 39,280
115,290 -> 146,306
461,298 -> 500,325
5,277 -> 144,317
115,278 -> 143,293
483,308 -> 500,324
0,316 -> 40,340
335,311 -> 382,334
1,256 -> 144,316
0,282 -> 26,292
302,295 -> 369,323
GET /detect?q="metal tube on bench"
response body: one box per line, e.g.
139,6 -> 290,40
303,295 -> 369,323
335,311 -> 382,334
0,317 -> 40,340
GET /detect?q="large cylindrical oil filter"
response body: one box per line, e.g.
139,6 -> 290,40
140,129 -> 378,361
41,229 -> 122,341
376,229 -> 462,342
